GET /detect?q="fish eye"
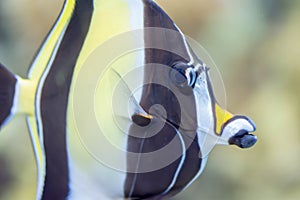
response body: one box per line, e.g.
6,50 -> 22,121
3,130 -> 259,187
170,62 -> 196,87
170,62 -> 189,87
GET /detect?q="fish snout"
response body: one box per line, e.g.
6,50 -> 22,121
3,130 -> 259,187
221,116 -> 257,148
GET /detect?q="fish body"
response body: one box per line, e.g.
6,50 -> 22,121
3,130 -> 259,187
0,0 -> 257,199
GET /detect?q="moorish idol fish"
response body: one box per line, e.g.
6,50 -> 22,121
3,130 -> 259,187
0,0 -> 257,199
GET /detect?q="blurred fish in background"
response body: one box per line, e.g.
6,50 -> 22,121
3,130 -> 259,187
0,0 -> 300,200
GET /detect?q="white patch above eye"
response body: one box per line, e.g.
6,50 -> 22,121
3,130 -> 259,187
194,62 -> 208,73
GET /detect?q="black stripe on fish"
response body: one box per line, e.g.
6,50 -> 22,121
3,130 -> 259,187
125,0 -> 201,198
164,135 -> 202,198
0,63 -> 17,128
125,114 -> 186,199
40,0 -> 93,199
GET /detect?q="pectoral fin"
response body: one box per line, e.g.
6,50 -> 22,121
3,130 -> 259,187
131,113 -> 153,127
108,68 -> 151,126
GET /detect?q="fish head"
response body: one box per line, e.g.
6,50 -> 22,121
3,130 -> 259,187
191,61 -> 257,152
138,50 -> 257,159
139,1 -> 257,158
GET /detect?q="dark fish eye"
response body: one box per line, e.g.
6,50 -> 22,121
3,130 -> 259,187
169,62 -> 197,87
170,62 -> 189,87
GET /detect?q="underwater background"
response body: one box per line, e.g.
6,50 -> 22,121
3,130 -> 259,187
0,0 -> 300,199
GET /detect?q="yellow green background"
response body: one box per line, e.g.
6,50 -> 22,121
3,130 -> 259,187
0,0 -> 299,199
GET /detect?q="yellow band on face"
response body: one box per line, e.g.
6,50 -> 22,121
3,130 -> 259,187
215,103 -> 233,135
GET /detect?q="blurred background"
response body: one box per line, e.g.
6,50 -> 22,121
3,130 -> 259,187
0,0 -> 300,199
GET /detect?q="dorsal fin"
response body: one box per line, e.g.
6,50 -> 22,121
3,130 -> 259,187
109,68 -> 151,123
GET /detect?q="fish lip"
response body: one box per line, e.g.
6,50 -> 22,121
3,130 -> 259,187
221,115 -> 257,148
229,129 -> 257,148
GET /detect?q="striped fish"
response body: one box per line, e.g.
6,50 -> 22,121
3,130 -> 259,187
0,0 -> 257,199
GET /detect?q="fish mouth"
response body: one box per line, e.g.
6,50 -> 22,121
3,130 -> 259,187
220,115 -> 257,149
228,129 -> 257,148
